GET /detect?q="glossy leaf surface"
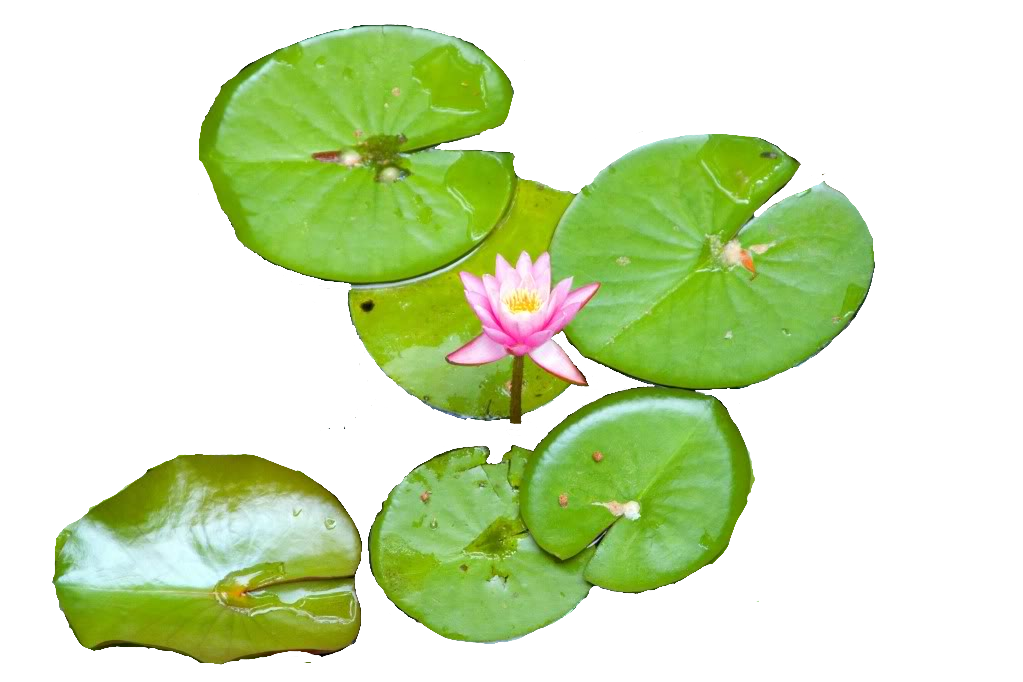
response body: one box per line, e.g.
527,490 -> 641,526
0,0 -> 217,44
0,215 -> 286,472
0,34 -> 200,205
0,564 -> 211,678
54,455 -> 361,663
900,194 -> 1023,408
896,0 -> 973,30
550,135 -> 874,387
520,388 -> 752,592
969,0 -> 1023,70
630,443 -> 973,682
937,466 -> 1023,678
370,447 -> 592,641
200,26 -> 516,283
209,658 -> 362,678
0,435 -> 317,564
350,180 -> 574,419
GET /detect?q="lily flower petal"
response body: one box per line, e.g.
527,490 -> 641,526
528,340 -> 587,385
459,271 -> 486,297
495,254 -> 517,284
533,252 -> 551,294
447,334 -> 509,365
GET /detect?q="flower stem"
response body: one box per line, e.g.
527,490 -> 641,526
510,355 -> 524,424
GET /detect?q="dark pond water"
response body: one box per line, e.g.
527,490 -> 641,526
1,0 -> 1023,678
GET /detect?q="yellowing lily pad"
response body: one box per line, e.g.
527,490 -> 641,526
550,135 -> 873,387
54,455 -> 361,663
350,180 -> 574,419
0,564 -> 211,682
0,31 -> 198,206
630,439 -> 973,678
0,215 -> 286,472
209,658 -> 362,678
520,388 -> 752,593
200,26 -> 517,283
900,194 -> 1023,408
370,446 -> 593,642
0,0 -> 218,44
941,464 -> 1023,678
969,0 -> 1023,70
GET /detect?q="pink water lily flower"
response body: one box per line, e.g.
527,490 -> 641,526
446,251 -> 599,385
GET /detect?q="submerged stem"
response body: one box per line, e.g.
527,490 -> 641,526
510,355 -> 524,424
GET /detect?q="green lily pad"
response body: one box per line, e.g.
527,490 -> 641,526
204,376 -> 298,449
900,194 -> 1023,408
0,201 -> 13,304
200,26 -> 516,283
54,455 -> 361,663
896,0 -> 973,30
0,435 -> 317,564
0,215 -> 286,472
0,0 -> 218,44
370,446 -> 593,642
249,0 -> 317,16
0,564 -> 211,678
937,462 -> 1023,678
520,387 -> 752,593
207,658 -> 360,678
0,31 -> 200,206
969,0 -> 1023,70
550,135 -> 874,388
630,439 -> 973,678
350,180 -> 574,419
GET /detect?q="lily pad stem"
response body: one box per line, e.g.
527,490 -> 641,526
510,355 -> 524,424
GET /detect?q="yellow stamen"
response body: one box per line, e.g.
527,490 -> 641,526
503,288 -> 542,314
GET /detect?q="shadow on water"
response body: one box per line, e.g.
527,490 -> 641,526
1,0 -> 1023,678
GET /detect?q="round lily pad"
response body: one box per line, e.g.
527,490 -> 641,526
550,135 -> 874,388
54,455 -> 361,663
200,26 -> 517,283
0,31 -> 198,206
630,439 -> 973,678
209,658 -> 362,678
0,435 -> 317,564
0,201 -> 14,304
0,564 -> 211,678
0,0 -> 217,44
520,387 -> 752,593
900,194 -> 1023,408
350,180 -> 574,419
896,0 -> 973,30
370,446 -> 593,642
937,466 -> 1023,678
969,0 -> 1023,70
0,215 -> 288,472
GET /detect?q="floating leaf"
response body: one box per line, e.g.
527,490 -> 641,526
249,0 -> 317,16
550,135 -> 873,387
350,180 -> 574,419
900,194 -> 1023,408
370,446 -> 592,642
0,560 -> 211,682
0,31 -> 200,206
200,26 -> 516,283
520,388 -> 752,593
969,0 -> 1023,70
0,0 -> 217,44
0,215 -> 286,472
54,455 -> 361,663
896,0 -> 973,30
0,201 -> 13,304
0,435 -> 317,564
626,439 -> 969,678
937,466 -> 1023,678
207,658 -> 360,678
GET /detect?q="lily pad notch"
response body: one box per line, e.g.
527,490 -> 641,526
200,26 -> 518,283
550,134 -> 874,388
